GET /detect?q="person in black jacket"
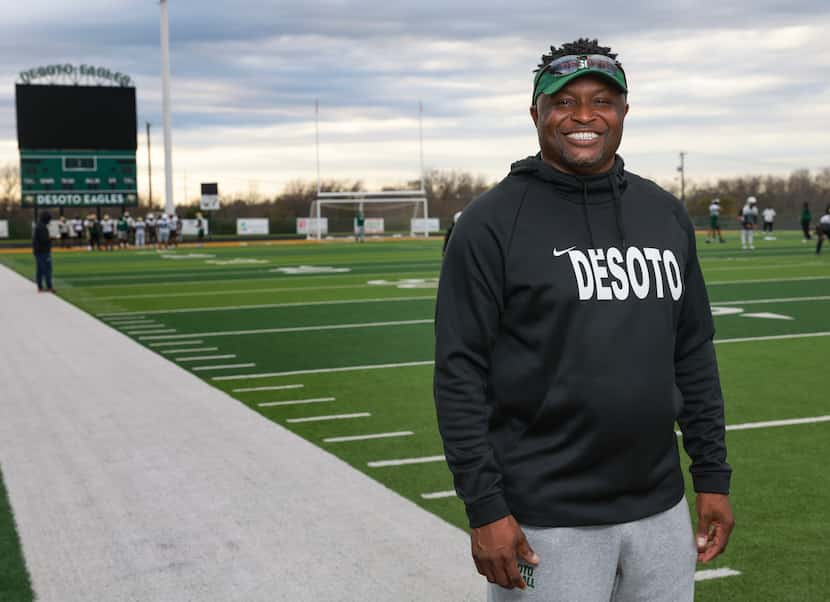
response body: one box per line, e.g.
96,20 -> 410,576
32,211 -> 55,292
434,38 -> 734,600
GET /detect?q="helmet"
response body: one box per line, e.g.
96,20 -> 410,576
713,198 -> 720,205
747,196 -> 757,205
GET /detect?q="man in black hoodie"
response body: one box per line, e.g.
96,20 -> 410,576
434,39 -> 733,600
32,211 -> 55,292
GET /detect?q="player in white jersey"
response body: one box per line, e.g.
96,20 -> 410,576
157,213 -> 171,249
72,217 -> 84,247
134,217 -> 146,247
168,214 -> 179,247
706,198 -> 725,243
100,214 -> 116,251
817,207 -> 830,255
762,207 -> 776,240
146,213 -> 157,245
740,196 -> 759,250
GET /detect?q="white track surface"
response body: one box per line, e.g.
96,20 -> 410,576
0,265 -> 482,601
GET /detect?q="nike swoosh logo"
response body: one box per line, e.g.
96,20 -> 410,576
552,246 -> 576,257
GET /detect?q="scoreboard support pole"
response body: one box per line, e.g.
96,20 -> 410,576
160,0 -> 175,215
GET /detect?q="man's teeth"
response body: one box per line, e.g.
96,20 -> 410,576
567,132 -> 599,141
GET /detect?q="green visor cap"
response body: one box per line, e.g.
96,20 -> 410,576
533,54 -> 628,104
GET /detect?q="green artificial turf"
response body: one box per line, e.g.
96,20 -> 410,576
0,467 -> 33,602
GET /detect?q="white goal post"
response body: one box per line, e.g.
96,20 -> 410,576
307,190 -> 430,240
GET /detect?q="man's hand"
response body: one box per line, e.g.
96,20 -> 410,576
471,514 -> 539,589
695,493 -> 735,563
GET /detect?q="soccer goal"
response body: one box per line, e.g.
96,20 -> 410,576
306,190 -> 430,240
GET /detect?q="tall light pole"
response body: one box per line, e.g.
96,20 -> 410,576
160,0 -> 174,214
677,151 -> 686,206
146,122 -> 153,207
418,100 -> 425,192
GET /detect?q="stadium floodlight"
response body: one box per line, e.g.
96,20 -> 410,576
160,0 -> 174,214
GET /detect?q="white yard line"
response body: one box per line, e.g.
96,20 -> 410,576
104,315 -> 146,321
716,332 -> 830,344
368,455 -> 446,468
286,412 -> 371,423
138,319 -> 432,341
233,384 -> 304,393
192,363 -> 256,372
703,261 -> 821,272
712,295 -> 830,306
725,415 -> 830,431
127,329 -> 177,335
108,320 -> 158,326
694,568 -> 742,582
708,275 -> 830,285
149,340 -> 204,347
122,325 -> 167,331
212,360 -> 434,381
162,347 -> 219,354
420,490 -> 457,500
324,431 -> 414,443
96,296 -> 435,317
176,354 -> 237,362
95,284 -> 372,301
258,397 -> 335,407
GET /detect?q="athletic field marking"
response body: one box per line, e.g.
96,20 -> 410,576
708,275 -> 830,285
324,431 -> 414,443
137,319 -> 432,341
104,315 -> 145,320
95,284 -> 371,302
258,397 -> 336,407
123,325 -> 168,331
162,347 -> 219,354
703,261 -> 822,272
232,384 -> 304,393
715,331 -> 830,344
420,490 -> 456,500
725,415 -> 830,432
175,354 -> 237,362
694,568 -> 742,582
127,328 -> 177,335
368,455 -> 446,468
95,296 -> 435,317
192,363 -> 256,372
712,295 -> 830,306
740,312 -> 794,320
108,320 -> 158,326
211,360 -> 434,381
286,412 -> 371,423
149,340 -> 204,347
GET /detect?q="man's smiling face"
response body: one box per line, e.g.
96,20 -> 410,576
530,74 -> 629,175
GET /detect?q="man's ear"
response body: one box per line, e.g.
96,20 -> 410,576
530,104 -> 539,127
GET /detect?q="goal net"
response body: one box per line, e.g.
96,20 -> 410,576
306,190 -> 430,240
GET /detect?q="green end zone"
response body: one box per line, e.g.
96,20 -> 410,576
0,231 -> 828,601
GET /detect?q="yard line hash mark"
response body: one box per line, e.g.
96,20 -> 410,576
368,455 -> 446,468
258,397 -> 335,407
286,412 -> 370,423
192,363 -> 256,371
694,568 -> 741,582
162,347 -> 219,354
233,384 -> 304,393
149,340 -> 204,347
176,354 -> 237,362
420,491 -> 456,500
324,431 -> 414,443
212,360 -> 434,381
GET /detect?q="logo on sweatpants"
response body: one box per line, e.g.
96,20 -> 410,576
555,246 -> 684,301
518,563 -> 536,589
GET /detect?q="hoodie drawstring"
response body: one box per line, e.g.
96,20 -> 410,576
609,174 -> 627,249
581,181 -> 596,248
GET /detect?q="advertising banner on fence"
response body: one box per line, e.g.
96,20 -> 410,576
237,218 -> 269,235
181,219 -> 209,237
410,218 -> 441,234
0,220 -> 8,238
296,217 -> 329,235
355,217 -> 384,234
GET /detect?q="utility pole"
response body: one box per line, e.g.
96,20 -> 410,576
418,100 -> 425,192
315,98 -> 321,194
160,0 -> 174,213
146,122 -> 153,207
677,151 -> 686,206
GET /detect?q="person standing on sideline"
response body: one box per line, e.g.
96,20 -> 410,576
741,196 -> 759,250
58,216 -> 70,248
801,202 -> 812,242
817,206 -> 830,255
196,212 -> 206,247
761,206 -> 776,240
355,210 -> 365,243
706,198 -> 725,243
134,217 -> 146,247
434,38 -> 733,601
72,216 -> 84,247
117,213 -> 129,248
157,213 -> 170,249
146,213 -> 157,245
169,213 -> 179,247
32,211 -> 55,292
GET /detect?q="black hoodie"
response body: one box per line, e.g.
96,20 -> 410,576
434,155 -> 731,529
32,213 -> 52,255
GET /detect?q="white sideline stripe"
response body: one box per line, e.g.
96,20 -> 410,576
95,284 -> 372,301
420,490 -> 457,500
233,384 -> 304,393
258,397 -> 335,407
122,325 -> 166,331
162,347 -> 219,354
192,363 -> 256,372
96,296 -> 435,317
324,431 -> 414,443
127,329 -> 177,335
713,295 -> 830,306
694,568 -> 742,582
138,319 -> 432,341
716,331 -> 830,344
176,354 -> 237,362
708,275 -> 830,285
286,412 -> 370,423
726,415 -> 830,432
368,455 -> 446,468
149,340 -> 204,347
212,360 -> 434,381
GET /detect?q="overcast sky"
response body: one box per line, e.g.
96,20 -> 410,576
2,1 -> 829,203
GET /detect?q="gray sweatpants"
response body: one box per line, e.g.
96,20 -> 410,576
488,497 -> 696,602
